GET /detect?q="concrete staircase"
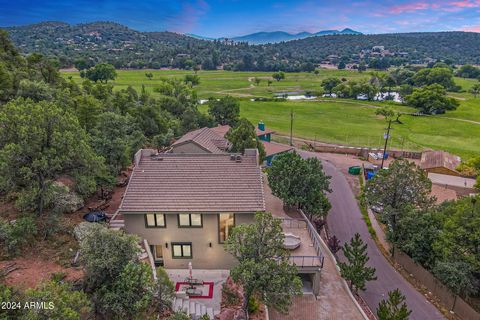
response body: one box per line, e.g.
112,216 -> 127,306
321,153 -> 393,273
173,297 -> 219,320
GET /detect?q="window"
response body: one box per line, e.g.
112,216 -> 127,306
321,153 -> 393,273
145,213 -> 166,227
219,213 -> 235,243
171,243 -> 192,259
178,214 -> 202,227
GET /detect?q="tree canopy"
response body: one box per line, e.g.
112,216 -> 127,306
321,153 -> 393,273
80,63 -> 117,83
338,233 -> 377,292
225,212 -> 302,317
207,95 -> 240,126
267,152 -> 331,219
405,84 -> 459,114
226,118 -> 266,162
376,289 -> 411,320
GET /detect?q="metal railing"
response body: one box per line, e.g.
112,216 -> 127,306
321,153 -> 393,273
279,217 -> 307,229
288,255 -> 323,267
279,215 -> 325,269
299,210 -> 325,266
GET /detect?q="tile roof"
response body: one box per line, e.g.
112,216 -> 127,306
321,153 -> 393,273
261,141 -> 294,157
172,127 -> 230,154
212,124 -> 275,138
120,151 -> 265,213
420,151 -> 461,172
210,125 -> 231,138
256,127 -> 275,136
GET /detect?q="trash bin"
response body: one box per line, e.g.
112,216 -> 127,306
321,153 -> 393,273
348,166 -> 361,175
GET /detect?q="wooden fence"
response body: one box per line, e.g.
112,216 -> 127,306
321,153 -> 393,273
311,144 -> 422,159
393,250 -> 480,320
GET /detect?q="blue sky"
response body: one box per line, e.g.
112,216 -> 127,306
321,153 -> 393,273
1,0 -> 479,37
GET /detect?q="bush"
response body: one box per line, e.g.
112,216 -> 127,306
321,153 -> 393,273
23,281 -> 92,320
0,215 -> 37,257
247,296 -> 260,314
167,311 -> 190,320
154,267 -> 175,314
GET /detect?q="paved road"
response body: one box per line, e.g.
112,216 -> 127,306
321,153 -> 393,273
298,150 -> 445,320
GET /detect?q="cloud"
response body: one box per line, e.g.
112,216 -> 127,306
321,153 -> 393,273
388,2 -> 439,14
463,24 -> 480,31
449,0 -> 480,7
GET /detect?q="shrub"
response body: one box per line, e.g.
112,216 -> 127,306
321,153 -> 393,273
23,281 -> 92,320
248,296 -> 260,314
154,267 -> 175,314
167,311 -> 190,320
0,215 -> 37,257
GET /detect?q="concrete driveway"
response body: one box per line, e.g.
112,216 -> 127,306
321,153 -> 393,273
297,149 -> 445,320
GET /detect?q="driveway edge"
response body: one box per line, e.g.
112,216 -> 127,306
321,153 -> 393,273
299,210 -> 371,320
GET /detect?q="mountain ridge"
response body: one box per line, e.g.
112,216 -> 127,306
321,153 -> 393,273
187,28 -> 362,44
2,21 -> 480,69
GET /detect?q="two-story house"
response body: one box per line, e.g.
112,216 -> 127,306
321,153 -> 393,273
119,148 -> 265,269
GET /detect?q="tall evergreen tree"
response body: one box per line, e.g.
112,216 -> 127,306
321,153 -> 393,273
338,233 -> 377,292
376,289 -> 411,320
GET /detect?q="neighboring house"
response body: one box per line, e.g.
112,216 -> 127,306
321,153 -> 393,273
262,141 -> 294,166
171,127 -> 231,154
212,122 -> 292,165
420,150 -> 462,176
256,121 -> 274,142
119,149 -> 265,269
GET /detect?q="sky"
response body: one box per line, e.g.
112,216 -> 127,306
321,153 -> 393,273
0,0 -> 479,37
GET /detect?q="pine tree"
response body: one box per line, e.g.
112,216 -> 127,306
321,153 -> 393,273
377,289 -> 412,320
338,233 -> 377,292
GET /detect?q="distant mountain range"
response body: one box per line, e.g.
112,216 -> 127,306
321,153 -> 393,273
187,28 -> 362,44
3,21 -> 480,69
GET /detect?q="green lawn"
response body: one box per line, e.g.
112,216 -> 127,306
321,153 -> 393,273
203,100 -> 480,159
63,69 -> 480,159
63,69 -> 371,99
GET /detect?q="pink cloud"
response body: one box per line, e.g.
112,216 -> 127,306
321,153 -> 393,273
388,2 -> 437,14
449,0 -> 480,7
463,25 -> 480,32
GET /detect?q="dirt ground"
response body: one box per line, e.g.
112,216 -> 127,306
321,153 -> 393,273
0,169 -> 131,290
0,257 -> 83,290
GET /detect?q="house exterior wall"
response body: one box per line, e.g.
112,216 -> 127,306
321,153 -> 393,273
171,142 -> 210,154
123,212 -> 255,269
258,133 -> 271,142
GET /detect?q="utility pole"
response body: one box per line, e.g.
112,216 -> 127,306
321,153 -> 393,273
290,109 -> 294,146
381,119 -> 392,169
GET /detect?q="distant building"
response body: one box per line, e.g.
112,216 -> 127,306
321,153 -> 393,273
171,127 -> 230,154
211,122 -> 293,166
420,151 -> 462,176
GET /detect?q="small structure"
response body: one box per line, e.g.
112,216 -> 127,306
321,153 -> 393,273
420,151 -> 462,176
171,127 -> 230,154
256,121 -> 275,142
262,141 -> 294,166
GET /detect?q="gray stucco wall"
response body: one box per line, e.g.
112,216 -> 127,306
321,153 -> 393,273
171,142 -> 210,154
123,212 -> 255,269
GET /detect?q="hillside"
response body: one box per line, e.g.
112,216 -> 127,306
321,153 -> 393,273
229,28 -> 362,44
3,21 -> 480,70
